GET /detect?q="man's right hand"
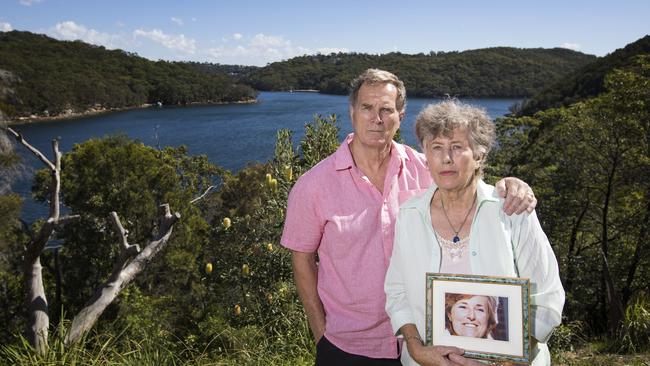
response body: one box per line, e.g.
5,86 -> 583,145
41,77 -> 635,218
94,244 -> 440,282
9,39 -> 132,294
291,250 -> 326,344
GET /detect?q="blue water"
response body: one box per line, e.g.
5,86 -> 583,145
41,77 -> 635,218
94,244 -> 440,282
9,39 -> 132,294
8,92 -> 520,222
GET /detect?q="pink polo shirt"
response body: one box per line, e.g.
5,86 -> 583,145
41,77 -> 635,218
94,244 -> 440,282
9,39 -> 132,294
281,133 -> 431,359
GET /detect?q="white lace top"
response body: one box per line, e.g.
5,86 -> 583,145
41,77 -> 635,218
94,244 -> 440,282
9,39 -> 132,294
434,230 -> 472,274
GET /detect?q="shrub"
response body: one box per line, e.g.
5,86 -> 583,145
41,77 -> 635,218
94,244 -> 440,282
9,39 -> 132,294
548,320 -> 588,353
616,296 -> 650,353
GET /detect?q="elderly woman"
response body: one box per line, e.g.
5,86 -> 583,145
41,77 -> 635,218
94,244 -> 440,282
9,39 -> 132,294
384,100 -> 564,366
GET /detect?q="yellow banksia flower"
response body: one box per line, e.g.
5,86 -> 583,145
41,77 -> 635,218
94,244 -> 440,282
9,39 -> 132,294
265,173 -> 273,186
267,242 -> 273,252
270,178 -> 278,193
242,263 -> 250,277
222,217 -> 231,229
234,304 -> 241,316
205,262 -> 213,274
283,165 -> 293,181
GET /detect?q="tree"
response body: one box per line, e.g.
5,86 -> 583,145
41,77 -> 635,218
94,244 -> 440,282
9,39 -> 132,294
1,129 -> 205,352
489,56 -> 650,337
0,123 -> 28,346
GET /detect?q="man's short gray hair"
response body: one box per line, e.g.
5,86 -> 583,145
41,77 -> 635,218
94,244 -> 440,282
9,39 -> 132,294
349,69 -> 406,111
415,100 -> 495,173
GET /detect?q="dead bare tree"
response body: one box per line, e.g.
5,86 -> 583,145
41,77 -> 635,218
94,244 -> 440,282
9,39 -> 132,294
65,205 -> 180,345
4,127 -> 180,352
6,127 -> 79,354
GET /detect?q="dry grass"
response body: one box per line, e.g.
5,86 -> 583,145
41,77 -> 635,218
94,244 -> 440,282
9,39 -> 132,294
553,344 -> 650,366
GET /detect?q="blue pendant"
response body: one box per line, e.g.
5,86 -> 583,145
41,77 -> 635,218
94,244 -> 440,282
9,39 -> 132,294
452,235 -> 460,243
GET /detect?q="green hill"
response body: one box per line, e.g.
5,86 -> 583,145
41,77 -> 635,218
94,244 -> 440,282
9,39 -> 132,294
515,35 -> 650,116
245,48 -> 596,98
0,31 -> 257,119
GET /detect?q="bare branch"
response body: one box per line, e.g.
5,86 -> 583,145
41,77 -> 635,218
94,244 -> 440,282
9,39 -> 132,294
55,215 -> 81,226
109,212 -> 141,257
158,203 -> 181,234
65,204 -> 180,345
190,185 -> 217,204
6,127 -> 56,171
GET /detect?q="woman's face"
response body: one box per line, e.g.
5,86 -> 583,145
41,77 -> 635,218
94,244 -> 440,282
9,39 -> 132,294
424,128 -> 480,192
449,295 -> 490,338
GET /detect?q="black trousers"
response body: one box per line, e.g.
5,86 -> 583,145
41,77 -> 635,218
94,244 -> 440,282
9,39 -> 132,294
315,336 -> 402,366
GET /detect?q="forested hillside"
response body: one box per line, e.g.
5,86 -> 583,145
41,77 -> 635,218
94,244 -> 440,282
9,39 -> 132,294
245,48 -> 596,97
516,35 -> 650,115
0,31 -> 600,122
0,31 -> 257,119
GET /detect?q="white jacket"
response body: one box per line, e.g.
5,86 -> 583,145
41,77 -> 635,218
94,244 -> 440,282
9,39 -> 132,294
384,180 -> 565,366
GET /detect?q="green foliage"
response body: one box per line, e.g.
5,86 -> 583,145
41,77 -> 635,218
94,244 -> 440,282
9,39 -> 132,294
616,296 -> 650,353
517,35 -> 650,115
190,115 -> 340,360
490,56 -> 650,337
247,48 -> 596,98
0,31 -> 258,118
549,321 -> 588,353
0,132 -> 27,346
2,115 -> 340,362
300,114 -> 340,168
29,135 -> 219,339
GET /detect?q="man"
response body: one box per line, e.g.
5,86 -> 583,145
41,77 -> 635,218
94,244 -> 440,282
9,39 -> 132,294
281,69 -> 535,365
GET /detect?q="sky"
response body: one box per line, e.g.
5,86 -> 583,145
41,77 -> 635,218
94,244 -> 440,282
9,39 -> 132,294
1,0 -> 649,66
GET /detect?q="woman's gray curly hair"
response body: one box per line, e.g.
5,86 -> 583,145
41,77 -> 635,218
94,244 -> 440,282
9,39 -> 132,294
414,100 -> 495,176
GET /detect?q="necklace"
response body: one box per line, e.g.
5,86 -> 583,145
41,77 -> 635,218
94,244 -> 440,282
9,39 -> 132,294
440,191 -> 477,243
434,230 -> 469,262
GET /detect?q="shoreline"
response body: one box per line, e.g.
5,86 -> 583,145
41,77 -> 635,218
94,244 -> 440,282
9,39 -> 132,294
290,89 -> 319,93
6,98 -> 258,126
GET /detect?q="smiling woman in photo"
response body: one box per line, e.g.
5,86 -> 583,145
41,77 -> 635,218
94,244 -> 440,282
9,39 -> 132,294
444,293 -> 498,339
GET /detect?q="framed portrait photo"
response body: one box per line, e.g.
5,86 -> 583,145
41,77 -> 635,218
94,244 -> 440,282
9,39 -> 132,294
425,273 -> 531,364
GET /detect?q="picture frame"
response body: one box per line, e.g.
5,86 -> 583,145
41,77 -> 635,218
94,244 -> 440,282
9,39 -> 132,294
425,273 -> 531,364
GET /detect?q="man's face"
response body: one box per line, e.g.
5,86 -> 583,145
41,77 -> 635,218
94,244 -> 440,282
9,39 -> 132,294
349,82 -> 404,150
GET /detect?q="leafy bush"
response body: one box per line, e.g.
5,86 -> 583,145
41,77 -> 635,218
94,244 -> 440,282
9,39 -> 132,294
549,320 -> 588,353
616,296 -> 650,353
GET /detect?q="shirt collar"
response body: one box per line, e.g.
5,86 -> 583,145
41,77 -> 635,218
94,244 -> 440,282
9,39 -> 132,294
334,133 -> 410,171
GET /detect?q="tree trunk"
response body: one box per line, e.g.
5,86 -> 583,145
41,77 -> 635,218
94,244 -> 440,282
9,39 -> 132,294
622,188 -> 650,307
6,128 -> 79,353
563,202 -> 589,293
53,248 -> 63,325
25,256 -> 48,354
65,204 -> 179,345
601,159 -> 624,336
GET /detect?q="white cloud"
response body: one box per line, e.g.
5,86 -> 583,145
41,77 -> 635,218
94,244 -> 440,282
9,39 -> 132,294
50,21 -> 126,49
205,33 -> 347,66
315,47 -> 348,55
116,21 -> 125,28
561,42 -> 581,52
0,22 -> 12,32
249,33 -> 288,48
134,28 -> 196,54
171,17 -> 184,26
19,0 -> 43,6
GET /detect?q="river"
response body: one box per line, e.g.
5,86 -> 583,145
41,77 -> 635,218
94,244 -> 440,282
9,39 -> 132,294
8,91 -> 521,222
